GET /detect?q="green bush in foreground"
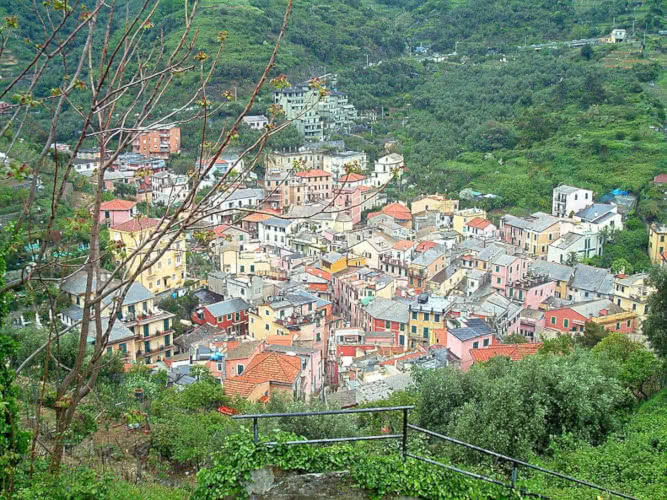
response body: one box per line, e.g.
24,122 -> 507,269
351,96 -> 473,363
193,429 -> 520,500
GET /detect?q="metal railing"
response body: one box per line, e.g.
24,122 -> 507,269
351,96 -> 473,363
233,406 -> 638,500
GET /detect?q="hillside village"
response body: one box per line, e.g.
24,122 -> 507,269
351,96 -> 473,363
49,119 -> 666,407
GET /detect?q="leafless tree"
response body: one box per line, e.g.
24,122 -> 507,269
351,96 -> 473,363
1,0 -> 399,475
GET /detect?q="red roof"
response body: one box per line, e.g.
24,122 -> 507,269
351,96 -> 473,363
243,211 -> 277,223
266,335 -> 293,347
382,202 -> 412,220
654,173 -> 667,184
469,343 -> 543,363
393,240 -> 415,251
415,241 -> 437,253
337,345 -> 376,357
305,266 -> 331,281
100,199 -> 136,211
111,217 -> 160,232
466,217 -> 492,230
296,169 -> 331,178
338,173 -> 367,183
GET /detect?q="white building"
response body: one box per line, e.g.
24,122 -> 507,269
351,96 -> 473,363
322,150 -> 368,179
373,153 -> 404,187
203,188 -> 265,226
552,185 -> 593,218
574,203 -> 623,233
258,217 -> 295,249
152,172 -> 190,205
547,230 -> 603,264
242,115 -> 269,130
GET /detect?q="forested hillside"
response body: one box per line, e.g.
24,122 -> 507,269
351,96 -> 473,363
2,0 -> 664,220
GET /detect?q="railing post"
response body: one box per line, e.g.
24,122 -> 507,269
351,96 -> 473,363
402,407 -> 408,461
253,417 -> 259,444
511,462 -> 518,489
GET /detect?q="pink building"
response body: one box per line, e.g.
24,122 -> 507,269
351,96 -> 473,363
336,173 -> 368,190
491,254 -> 526,294
333,187 -> 362,224
508,276 -> 556,309
446,318 -> 496,371
98,199 -> 137,226
295,169 -> 332,203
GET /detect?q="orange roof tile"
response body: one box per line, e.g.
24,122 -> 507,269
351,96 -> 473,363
381,202 -> 412,220
242,211 -> 279,223
100,199 -> 137,211
306,266 -> 331,281
110,217 -> 160,232
469,343 -> 543,363
267,335 -> 293,347
392,240 -> 416,251
466,217 -> 492,229
415,241 -> 437,252
338,173 -> 367,183
224,379 -> 258,398
295,169 -> 332,178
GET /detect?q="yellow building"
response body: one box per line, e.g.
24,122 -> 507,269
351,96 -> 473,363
61,271 -> 177,364
248,303 -> 291,340
109,217 -> 186,295
407,296 -> 450,347
612,273 -> 654,329
453,208 -> 487,236
220,247 -> 272,275
411,195 -> 459,216
648,223 -> 667,267
429,267 -> 466,296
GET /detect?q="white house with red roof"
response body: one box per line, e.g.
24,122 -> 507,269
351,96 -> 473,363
463,217 -> 497,239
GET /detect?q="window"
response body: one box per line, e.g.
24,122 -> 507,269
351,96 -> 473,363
240,265 -> 245,273
434,313 -> 440,323
483,338 -> 489,347
250,264 -> 255,273
76,296 -> 80,305
423,327 -> 429,339
411,325 -> 417,334
143,325 -> 150,337
616,322 -> 620,330
144,340 -> 151,352
385,320 -> 391,329
412,311 -> 417,320
265,324 -> 270,331
164,334 -> 170,346
497,277 -> 501,284
472,341 -> 479,349
495,265 -> 499,272
218,316 -> 224,323
563,319 -> 569,328
400,324 -> 405,331
227,314 -> 232,321
106,346 -> 113,354
423,312 -> 430,321
119,343 -> 127,353
399,335 -> 405,346
237,364 -> 244,375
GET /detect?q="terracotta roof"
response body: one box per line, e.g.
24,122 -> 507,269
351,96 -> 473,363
381,202 -> 412,220
266,335 -> 293,347
415,241 -> 437,253
393,240 -> 415,251
100,199 -> 136,211
226,340 -> 262,360
110,217 -> 160,232
338,173 -> 367,183
306,266 -> 331,281
295,169 -> 331,178
242,211 -> 279,223
213,224 -> 231,237
654,173 -> 667,184
469,343 -> 542,363
224,378 -> 259,398
466,217 -> 492,229
238,352 -> 301,385
337,345 -> 376,357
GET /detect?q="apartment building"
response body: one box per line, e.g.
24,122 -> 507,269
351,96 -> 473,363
109,217 -> 186,294
132,125 -> 181,159
552,185 -> 593,218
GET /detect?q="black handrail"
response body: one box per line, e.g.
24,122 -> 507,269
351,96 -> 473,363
232,406 -> 639,500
